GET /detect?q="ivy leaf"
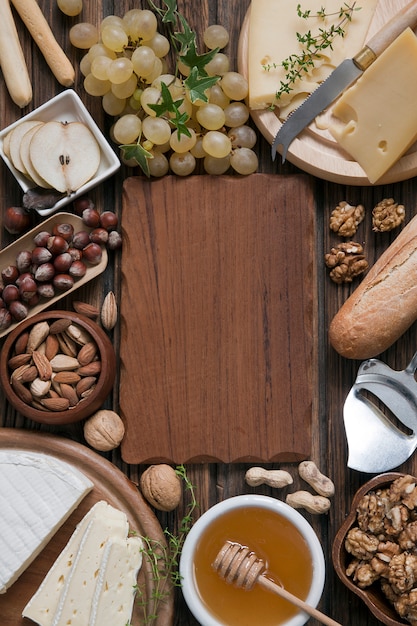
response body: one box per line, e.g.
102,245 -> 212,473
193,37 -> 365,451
120,143 -> 153,177
184,66 -> 220,104
148,81 -> 182,117
179,40 -> 219,73
160,0 -> 177,24
170,109 -> 191,138
172,13 -> 196,53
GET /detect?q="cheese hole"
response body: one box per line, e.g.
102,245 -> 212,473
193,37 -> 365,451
378,140 -> 388,153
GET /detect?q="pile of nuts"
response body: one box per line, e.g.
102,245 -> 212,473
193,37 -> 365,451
0,209 -> 120,332
7,317 -> 101,411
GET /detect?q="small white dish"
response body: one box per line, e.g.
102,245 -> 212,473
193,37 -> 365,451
0,90 -> 120,217
180,494 -> 326,626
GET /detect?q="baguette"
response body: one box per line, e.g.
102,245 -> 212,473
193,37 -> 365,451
0,0 -> 32,107
329,213 -> 417,359
11,0 -> 75,86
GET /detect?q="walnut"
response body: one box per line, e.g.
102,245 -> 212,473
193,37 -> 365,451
83,409 -> 125,451
324,241 -> 369,284
388,552 -> 417,594
394,588 -> 417,625
329,201 -> 365,237
372,198 -> 405,232
384,504 -> 410,537
345,527 -> 379,560
140,464 -> 182,512
399,520 -> 417,551
390,475 -> 417,504
356,490 -> 388,535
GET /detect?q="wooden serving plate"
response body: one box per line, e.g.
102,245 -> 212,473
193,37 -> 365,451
119,174 -> 316,464
0,428 -> 174,626
238,0 -> 417,185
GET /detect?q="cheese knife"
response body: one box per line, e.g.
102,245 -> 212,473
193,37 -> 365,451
271,0 -> 417,162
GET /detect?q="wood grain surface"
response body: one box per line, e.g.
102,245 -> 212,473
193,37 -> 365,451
119,174 -> 316,464
1,1 -> 417,625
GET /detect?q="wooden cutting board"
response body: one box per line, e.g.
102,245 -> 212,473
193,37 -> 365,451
119,174 -> 316,464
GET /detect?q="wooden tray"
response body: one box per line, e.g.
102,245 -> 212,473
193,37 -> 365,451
119,174 -> 316,464
238,0 -> 417,185
0,428 -> 174,626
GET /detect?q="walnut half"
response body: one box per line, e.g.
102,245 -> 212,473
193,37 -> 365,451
372,198 -> 405,232
324,241 -> 369,284
330,201 -> 365,238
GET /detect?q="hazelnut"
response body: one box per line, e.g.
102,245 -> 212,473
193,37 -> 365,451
83,409 -> 125,451
140,464 -> 182,512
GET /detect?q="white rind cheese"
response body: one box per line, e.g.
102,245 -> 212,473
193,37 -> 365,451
0,450 -> 93,594
328,27 -> 417,183
248,0 -> 377,116
23,500 -> 143,626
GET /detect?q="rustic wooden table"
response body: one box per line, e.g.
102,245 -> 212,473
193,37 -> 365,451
2,1 -> 417,625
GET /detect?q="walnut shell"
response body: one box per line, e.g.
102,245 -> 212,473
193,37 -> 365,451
140,464 -> 182,512
83,409 -> 125,451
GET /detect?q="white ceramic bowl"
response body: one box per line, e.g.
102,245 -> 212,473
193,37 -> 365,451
180,494 -> 325,626
0,90 -> 120,217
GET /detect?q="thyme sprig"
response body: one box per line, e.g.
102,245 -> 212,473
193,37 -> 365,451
263,3 -> 360,101
135,465 -> 198,624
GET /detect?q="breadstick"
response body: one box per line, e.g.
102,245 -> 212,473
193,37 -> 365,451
0,0 -> 32,107
11,0 -> 75,86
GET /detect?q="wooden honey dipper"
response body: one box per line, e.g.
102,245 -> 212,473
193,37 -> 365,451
212,541 -> 342,626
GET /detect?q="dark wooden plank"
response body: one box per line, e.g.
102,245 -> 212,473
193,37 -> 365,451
119,174 -> 316,463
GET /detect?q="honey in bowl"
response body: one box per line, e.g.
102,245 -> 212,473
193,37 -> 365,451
192,505 -> 313,625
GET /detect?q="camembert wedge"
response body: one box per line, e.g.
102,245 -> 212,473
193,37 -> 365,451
0,449 -> 93,594
22,500 -> 143,626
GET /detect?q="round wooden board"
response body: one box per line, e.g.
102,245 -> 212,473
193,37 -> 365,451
0,428 -> 174,626
238,0 -> 417,185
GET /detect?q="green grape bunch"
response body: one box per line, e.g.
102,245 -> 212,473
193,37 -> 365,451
69,0 -> 258,177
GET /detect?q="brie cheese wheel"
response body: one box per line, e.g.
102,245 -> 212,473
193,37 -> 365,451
23,501 -> 143,626
0,449 -> 93,594
248,0 -> 377,117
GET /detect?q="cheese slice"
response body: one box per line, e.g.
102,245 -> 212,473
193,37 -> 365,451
328,27 -> 417,183
0,450 -> 93,594
23,501 -> 143,626
248,0 -> 377,116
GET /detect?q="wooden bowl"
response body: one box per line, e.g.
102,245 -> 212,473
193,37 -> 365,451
0,310 -> 116,424
332,472 -> 411,626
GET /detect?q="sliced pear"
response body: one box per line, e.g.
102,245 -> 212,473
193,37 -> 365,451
19,122 -> 53,188
8,120 -> 44,175
3,129 -> 12,160
29,121 -> 101,194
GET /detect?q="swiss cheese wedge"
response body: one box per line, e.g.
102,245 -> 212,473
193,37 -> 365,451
328,27 -> 417,183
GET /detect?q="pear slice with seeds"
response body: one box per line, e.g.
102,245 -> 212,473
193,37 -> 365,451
29,121 -> 101,194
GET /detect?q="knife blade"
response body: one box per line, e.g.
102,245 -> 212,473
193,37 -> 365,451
271,0 -> 417,162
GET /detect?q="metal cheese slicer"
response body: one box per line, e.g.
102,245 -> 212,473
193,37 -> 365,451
343,352 -> 417,473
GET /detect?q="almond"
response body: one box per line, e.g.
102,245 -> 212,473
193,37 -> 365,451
40,397 -> 70,411
7,353 -> 32,369
30,378 -> 51,398
14,331 -> 29,354
49,318 -> 72,334
53,371 -> 81,384
76,376 -> 96,396
101,291 -> 117,330
66,323 -> 92,346
77,361 -> 101,377
56,332 -> 78,357
32,351 -> 53,381
59,383 -> 79,407
19,365 -> 39,384
49,354 -> 80,371
73,301 -> 99,318
11,378 -> 33,404
77,341 -> 97,366
26,321 -> 50,353
45,334 -> 59,361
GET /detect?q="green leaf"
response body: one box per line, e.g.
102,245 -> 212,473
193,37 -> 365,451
148,81 -> 179,116
179,40 -> 219,73
184,66 -> 220,104
170,109 -> 191,138
120,143 -> 153,177
172,13 -> 196,52
161,0 -> 177,24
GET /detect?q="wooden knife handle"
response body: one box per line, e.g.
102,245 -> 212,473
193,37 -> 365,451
363,0 -> 417,60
